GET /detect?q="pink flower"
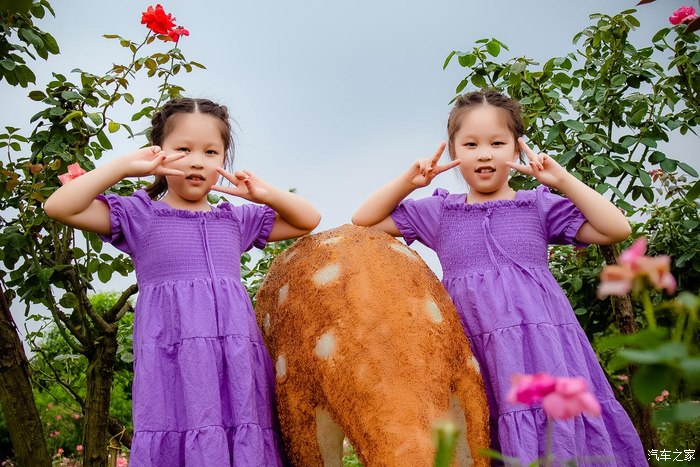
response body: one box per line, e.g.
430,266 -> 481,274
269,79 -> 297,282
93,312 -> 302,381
72,413 -> 81,420
542,377 -> 601,419
508,373 -> 601,420
507,373 -> 557,405
58,163 -> 87,185
619,237 -> 647,267
116,455 -> 128,467
669,6 -> 698,25
598,237 -> 677,298
76,445 -> 83,452
168,26 -> 190,42
56,415 -> 62,420
615,374 -> 629,382
655,389 -> 669,403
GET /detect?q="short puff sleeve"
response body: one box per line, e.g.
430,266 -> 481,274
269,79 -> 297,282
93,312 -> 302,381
536,185 -> 588,247
96,189 -> 154,256
230,203 -> 276,251
390,188 -> 447,249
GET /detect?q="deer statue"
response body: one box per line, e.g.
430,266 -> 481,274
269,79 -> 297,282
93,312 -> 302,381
256,224 -> 490,466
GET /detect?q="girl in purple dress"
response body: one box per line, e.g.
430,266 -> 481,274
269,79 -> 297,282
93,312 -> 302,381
45,98 -> 320,466
352,90 -> 647,466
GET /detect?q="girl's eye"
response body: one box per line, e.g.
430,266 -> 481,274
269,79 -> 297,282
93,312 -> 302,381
178,147 -> 190,153
464,142 -> 476,148
206,150 -> 218,155
493,142 -> 505,146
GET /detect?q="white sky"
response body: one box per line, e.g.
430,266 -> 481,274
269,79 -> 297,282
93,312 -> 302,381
2,1 -> 697,337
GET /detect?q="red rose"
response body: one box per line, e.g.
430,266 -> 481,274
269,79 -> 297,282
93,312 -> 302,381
141,4 -> 176,35
168,26 -> 190,42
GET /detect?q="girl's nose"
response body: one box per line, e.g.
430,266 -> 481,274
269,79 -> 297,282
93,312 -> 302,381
477,153 -> 492,161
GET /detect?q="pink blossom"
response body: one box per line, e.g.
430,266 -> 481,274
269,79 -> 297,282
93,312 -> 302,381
598,237 -> 677,298
508,373 -> 601,420
655,389 -> 669,403
542,377 -> 601,419
507,373 -> 557,405
669,6 -> 698,25
619,237 -> 647,267
116,454 -> 129,467
56,415 -> 62,420
76,445 -> 83,452
615,374 -> 629,382
72,413 -> 81,420
58,163 -> 87,185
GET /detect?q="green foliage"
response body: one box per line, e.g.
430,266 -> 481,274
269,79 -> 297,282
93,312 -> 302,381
0,0 -> 59,87
241,239 -> 295,306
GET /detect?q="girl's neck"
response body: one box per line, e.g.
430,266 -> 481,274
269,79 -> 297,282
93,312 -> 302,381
160,192 -> 212,212
465,186 -> 517,205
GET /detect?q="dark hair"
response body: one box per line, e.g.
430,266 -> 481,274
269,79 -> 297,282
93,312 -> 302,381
446,90 -> 524,160
145,98 -> 235,199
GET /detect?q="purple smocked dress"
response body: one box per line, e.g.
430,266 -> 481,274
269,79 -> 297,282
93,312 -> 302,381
98,189 -> 285,467
391,186 -> 647,466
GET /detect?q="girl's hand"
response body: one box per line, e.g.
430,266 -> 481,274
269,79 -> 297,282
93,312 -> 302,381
212,168 -> 275,203
120,146 -> 186,178
506,138 -> 570,190
404,142 -> 461,188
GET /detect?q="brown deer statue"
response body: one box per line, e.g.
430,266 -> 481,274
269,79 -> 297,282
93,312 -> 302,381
256,224 -> 490,466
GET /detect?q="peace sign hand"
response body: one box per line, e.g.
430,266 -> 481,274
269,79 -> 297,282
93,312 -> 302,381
120,146 -> 186,178
212,168 -> 274,203
405,142 -> 461,188
506,138 -> 569,190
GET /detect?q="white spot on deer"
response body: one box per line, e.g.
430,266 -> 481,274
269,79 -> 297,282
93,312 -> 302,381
276,355 -> 287,379
278,284 -> 289,305
321,236 -> 343,245
314,264 -> 340,285
470,356 -> 481,374
425,298 -> 443,324
283,249 -> 298,263
315,332 -> 336,359
390,243 -> 415,259
263,313 -> 271,334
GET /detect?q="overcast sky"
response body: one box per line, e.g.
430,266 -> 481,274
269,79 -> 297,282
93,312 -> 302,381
2,1 -> 697,337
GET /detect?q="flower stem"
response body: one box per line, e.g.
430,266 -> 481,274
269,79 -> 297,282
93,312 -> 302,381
642,289 -> 657,331
544,417 -> 553,467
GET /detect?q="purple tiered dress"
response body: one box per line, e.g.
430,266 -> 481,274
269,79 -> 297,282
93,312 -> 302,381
391,186 -> 647,466
98,189 -> 285,467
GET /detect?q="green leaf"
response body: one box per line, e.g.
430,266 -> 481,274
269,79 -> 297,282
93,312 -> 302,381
563,120 -> 585,132
19,28 -> 43,49
96,130 -> 112,150
660,158 -> 677,171
631,365 -> 677,403
654,401 -> 700,424
0,59 -> 17,71
687,180 -> 700,202
61,90 -> 81,101
457,53 -> 476,68
638,169 -> 652,187
59,110 -> 83,124
87,112 -> 102,126
485,40 -> 501,57
28,90 -> 46,101
108,121 -> 121,133
97,263 -> 113,283
443,51 -> 456,69
59,292 -> 80,309
677,161 -> 698,177
38,267 -> 54,285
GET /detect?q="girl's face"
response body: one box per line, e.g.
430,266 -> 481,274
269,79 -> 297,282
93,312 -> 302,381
452,104 -> 519,201
161,112 -> 226,209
